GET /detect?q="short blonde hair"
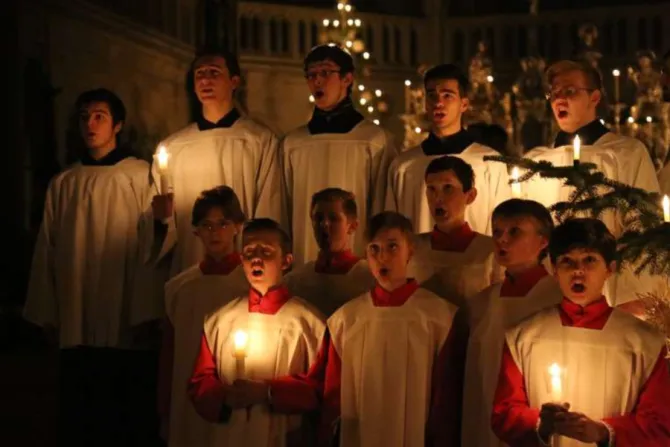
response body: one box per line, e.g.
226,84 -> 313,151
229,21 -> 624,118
545,60 -> 602,91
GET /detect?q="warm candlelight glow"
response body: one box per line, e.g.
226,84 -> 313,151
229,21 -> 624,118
363,52 -> 370,59
373,119 -> 380,125
549,363 -> 562,401
367,106 -> 374,113
359,98 -> 367,105
612,69 -> 620,77
486,75 -> 494,83
663,195 -> 670,223
375,89 -> 382,97
322,19 -> 329,26
627,116 -> 634,123
358,84 -> 365,91
573,135 -> 581,163
646,116 -> 652,123
511,167 -> 521,198
156,146 -> 169,171
414,127 -> 422,134
309,94 -> 315,103
404,79 -> 411,87
234,330 -> 248,357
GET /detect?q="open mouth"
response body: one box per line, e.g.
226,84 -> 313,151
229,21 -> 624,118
251,260 -> 264,277
434,207 -> 446,217
570,282 -> 586,293
314,90 -> 325,99
497,249 -> 508,258
379,267 -> 390,277
433,111 -> 445,120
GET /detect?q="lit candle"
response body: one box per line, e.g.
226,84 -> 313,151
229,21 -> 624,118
572,135 -> 580,166
663,195 -> 670,223
154,146 -> 170,194
511,167 -> 521,198
233,329 -> 248,377
404,79 -> 412,112
549,362 -> 562,402
612,69 -> 620,104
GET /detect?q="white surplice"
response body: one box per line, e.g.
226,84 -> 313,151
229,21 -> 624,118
524,133 -> 662,305
284,260 -> 375,317
152,118 -> 283,276
328,287 -> 457,447
203,297 -> 325,447
165,264 -> 248,447
659,161 -> 670,195
24,158 -> 158,348
408,232 -> 505,309
385,143 -> 511,236
461,277 -> 563,447
506,306 -> 665,447
281,121 -> 398,266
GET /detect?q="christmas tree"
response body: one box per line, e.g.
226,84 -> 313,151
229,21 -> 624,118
313,0 -> 389,125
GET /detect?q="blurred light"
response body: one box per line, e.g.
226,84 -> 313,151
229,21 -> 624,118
600,119 -> 605,125
337,2 -> 344,10
373,119 -> 380,125
627,117 -> 634,123
375,89 -> 382,97
359,98 -> 367,105
345,40 -> 353,48
347,19 -> 353,26
612,69 -> 620,77
646,116 -> 652,123
414,127 -> 422,134
363,52 -> 370,60
323,19 -> 330,26
404,79 -> 411,87
367,106 -> 374,113
486,75 -> 494,82
345,4 -> 352,11
354,19 -> 362,27
333,20 -> 340,27
358,84 -> 365,91
309,95 -> 315,103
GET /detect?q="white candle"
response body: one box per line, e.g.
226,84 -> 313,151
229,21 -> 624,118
549,363 -> 562,402
155,146 -> 170,194
612,69 -> 620,104
573,135 -> 580,165
511,167 -> 521,198
663,195 -> 670,223
233,329 -> 248,377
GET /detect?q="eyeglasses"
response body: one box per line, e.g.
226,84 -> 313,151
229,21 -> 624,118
197,220 -> 232,232
305,69 -> 341,81
545,87 -> 594,101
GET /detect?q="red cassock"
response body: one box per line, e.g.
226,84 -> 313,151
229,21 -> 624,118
491,297 -> 670,447
268,280 -> 465,447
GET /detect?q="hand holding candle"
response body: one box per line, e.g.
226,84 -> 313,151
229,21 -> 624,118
511,167 -> 521,198
233,329 -> 249,377
572,136 -> 580,166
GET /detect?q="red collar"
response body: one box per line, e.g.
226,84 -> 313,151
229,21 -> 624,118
430,223 -> 477,252
371,279 -> 419,307
559,296 -> 612,330
199,252 -> 241,275
314,250 -> 360,274
248,284 -> 291,315
500,265 -> 548,297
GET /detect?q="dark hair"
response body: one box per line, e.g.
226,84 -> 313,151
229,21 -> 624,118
424,156 -> 475,192
549,218 -> 617,265
243,218 -> 292,255
423,64 -> 470,97
75,88 -> 126,125
545,59 -> 603,92
191,186 -> 246,227
492,199 -> 554,260
311,187 -> 358,219
365,211 -> 414,243
304,44 -> 355,75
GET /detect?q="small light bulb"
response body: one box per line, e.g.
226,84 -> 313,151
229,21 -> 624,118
373,119 -> 380,125
404,79 -> 411,87
646,116 -> 652,123
367,106 -> 374,113
359,98 -> 367,105
414,127 -> 422,134
627,116 -> 634,123
354,19 -> 361,27
612,69 -> 620,77
309,95 -> 315,103
375,89 -> 382,97
333,20 -> 340,27
363,52 -> 370,60
323,19 -> 330,26
345,4 -> 352,12
486,75 -> 494,82
358,84 -> 365,91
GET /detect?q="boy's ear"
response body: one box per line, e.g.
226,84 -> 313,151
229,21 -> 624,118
281,253 -> 294,272
347,218 -> 359,234
465,187 -> 478,205
607,260 -> 617,274
234,223 -> 243,236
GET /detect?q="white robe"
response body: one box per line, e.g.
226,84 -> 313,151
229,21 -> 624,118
524,133 -> 662,305
407,232 -> 504,309
24,158 -> 159,348
203,296 -> 325,447
328,287 -> 457,447
165,264 -> 248,447
281,121 -> 398,266
284,260 -> 375,317
506,307 -> 665,447
152,118 -> 283,276
461,277 -> 563,447
385,143 -> 511,236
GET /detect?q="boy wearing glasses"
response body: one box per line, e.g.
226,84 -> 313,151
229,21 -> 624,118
524,59 -> 661,312
280,44 -> 398,266
158,186 -> 249,446
151,48 -> 283,277
386,64 -> 510,236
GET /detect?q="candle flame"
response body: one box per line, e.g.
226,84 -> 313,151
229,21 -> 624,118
663,195 -> 670,223
548,362 -> 561,377
234,330 -> 248,351
612,68 -> 620,77
156,146 -> 169,170
512,167 -> 519,181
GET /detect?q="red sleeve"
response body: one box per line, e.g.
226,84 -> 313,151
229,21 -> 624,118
426,309 -> 468,446
269,329 -> 342,445
491,342 -> 542,447
187,332 -> 229,423
603,347 -> 670,444
157,318 -> 174,428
